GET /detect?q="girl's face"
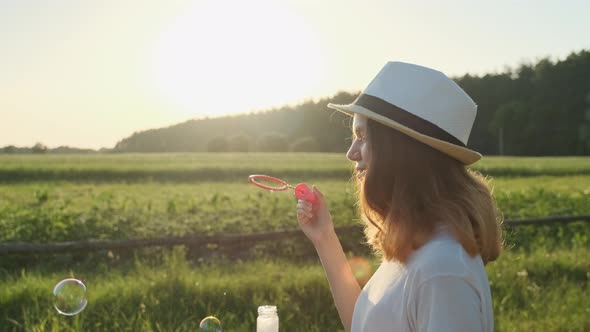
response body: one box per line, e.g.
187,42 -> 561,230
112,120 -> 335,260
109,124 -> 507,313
346,114 -> 371,179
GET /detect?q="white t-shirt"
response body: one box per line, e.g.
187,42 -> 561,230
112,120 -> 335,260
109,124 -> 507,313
351,231 -> 494,332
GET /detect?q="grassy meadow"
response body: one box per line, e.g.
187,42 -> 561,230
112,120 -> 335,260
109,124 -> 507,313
0,153 -> 589,331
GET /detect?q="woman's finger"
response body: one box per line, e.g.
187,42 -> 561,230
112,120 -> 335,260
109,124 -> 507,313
312,185 -> 323,199
298,214 -> 309,224
297,199 -> 311,208
297,207 -> 313,222
297,201 -> 313,213
298,208 -> 312,219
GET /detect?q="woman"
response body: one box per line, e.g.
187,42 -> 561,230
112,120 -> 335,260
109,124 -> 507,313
296,62 -> 503,332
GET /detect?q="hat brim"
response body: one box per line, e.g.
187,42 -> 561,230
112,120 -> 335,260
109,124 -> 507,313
327,103 -> 482,165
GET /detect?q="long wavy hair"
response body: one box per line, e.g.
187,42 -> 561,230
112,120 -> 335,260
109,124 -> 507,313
357,119 -> 503,264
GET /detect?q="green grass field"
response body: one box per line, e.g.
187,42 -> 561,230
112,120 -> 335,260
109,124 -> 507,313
0,153 -> 589,331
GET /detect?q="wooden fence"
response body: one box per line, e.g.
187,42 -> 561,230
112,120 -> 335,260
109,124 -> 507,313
1,215 -> 589,255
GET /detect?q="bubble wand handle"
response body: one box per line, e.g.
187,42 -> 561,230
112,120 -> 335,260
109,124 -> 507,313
294,183 -> 317,204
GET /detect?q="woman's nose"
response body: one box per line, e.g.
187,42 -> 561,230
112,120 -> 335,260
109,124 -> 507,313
347,147 -> 360,161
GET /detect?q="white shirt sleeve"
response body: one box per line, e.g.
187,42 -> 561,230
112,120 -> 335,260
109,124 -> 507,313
411,275 -> 484,332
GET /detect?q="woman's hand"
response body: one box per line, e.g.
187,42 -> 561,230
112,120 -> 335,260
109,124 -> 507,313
296,185 -> 335,246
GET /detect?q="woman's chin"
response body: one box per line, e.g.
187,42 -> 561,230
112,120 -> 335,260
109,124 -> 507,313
356,170 -> 366,180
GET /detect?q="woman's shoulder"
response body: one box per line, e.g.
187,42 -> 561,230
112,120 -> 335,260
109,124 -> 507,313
406,231 -> 483,282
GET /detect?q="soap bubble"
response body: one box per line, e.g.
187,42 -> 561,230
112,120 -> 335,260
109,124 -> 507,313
53,278 -> 88,316
199,315 -> 223,332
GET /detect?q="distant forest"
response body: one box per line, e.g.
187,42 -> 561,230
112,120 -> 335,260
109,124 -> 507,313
4,50 -> 590,156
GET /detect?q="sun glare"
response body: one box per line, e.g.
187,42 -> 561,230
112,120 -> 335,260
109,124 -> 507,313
148,0 -> 325,118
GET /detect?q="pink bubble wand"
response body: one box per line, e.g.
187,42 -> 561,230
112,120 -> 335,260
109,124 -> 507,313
248,174 -> 317,204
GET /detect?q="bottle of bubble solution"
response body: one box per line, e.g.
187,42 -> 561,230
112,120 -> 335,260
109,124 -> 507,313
257,305 -> 279,332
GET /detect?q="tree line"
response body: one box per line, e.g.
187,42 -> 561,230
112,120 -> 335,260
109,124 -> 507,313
4,49 -> 589,156
0,143 -> 101,154
112,50 -> 590,155
112,91 -> 357,154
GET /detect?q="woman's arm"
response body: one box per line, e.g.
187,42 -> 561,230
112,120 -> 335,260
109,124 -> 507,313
314,230 -> 362,332
297,186 -> 361,332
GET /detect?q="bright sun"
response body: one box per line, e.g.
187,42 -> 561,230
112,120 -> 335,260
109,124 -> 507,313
148,0 -> 325,118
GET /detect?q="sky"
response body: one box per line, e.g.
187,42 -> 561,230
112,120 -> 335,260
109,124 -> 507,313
1,0 -> 589,149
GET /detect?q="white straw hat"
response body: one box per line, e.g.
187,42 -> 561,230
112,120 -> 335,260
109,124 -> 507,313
328,61 -> 482,165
